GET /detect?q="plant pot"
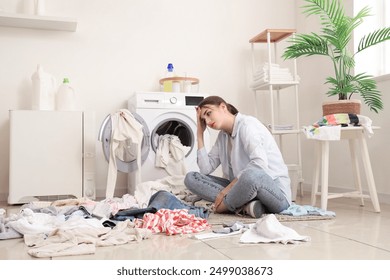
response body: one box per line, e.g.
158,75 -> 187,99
322,99 -> 361,116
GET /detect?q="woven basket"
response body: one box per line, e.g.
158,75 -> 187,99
322,100 -> 361,116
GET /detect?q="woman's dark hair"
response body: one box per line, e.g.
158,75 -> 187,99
197,96 -> 239,115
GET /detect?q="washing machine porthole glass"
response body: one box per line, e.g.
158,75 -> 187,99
151,118 -> 194,156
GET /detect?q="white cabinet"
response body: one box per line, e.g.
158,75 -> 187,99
0,12 -> 77,32
8,110 -> 95,204
249,29 -> 303,200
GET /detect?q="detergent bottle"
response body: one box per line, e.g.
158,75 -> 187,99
163,63 -> 178,92
56,78 -> 80,111
31,64 -> 57,110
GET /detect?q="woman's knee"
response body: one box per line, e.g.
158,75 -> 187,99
184,171 -> 198,192
239,167 -> 269,186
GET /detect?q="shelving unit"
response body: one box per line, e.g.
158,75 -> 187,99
249,29 -> 303,200
0,12 -> 77,32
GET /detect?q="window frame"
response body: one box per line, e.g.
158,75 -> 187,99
354,0 -> 390,80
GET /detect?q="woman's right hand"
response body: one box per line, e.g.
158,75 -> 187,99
196,107 -> 206,149
196,107 -> 206,134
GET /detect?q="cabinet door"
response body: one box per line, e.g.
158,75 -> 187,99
8,110 -> 83,204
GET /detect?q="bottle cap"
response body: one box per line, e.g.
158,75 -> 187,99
63,78 -> 70,83
167,63 -> 174,72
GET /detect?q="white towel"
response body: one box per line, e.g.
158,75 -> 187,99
240,214 -> 310,244
106,109 -> 144,199
357,114 -> 374,137
155,134 -> 191,176
303,125 -> 341,140
192,229 -> 243,240
250,63 -> 298,89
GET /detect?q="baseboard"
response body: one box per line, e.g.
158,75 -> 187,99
0,192 -> 7,203
0,186 -> 128,204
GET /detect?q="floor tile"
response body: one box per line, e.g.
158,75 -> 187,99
53,234 -> 230,260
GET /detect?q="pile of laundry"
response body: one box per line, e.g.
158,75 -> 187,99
193,203 -> 335,244
0,171 -> 336,257
303,113 -> 373,140
155,134 -> 191,176
0,177 -> 211,258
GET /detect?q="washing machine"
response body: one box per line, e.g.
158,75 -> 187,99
98,91 -> 210,192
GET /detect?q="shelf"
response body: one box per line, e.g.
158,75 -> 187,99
267,124 -> 301,135
0,12 -> 77,32
250,28 -> 303,201
159,77 -> 199,85
249,29 -> 296,43
270,129 -> 301,135
286,164 -> 301,171
251,80 -> 299,91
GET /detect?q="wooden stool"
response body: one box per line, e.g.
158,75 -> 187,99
311,126 -> 380,212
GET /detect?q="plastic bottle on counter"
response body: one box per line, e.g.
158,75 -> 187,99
163,63 -> 180,92
172,79 -> 180,93
56,78 -> 80,111
31,64 -> 57,110
163,63 -> 174,92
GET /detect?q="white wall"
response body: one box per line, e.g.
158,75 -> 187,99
0,0 -> 297,200
295,0 -> 390,203
4,0 -> 387,204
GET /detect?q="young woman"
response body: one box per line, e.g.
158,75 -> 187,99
184,96 -> 291,218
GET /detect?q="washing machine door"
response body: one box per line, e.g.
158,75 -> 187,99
98,112 -> 150,173
146,111 -> 202,174
150,116 -> 195,156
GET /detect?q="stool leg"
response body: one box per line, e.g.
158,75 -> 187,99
349,139 -> 364,206
359,135 -> 381,213
299,169 -> 304,198
320,141 -> 329,211
311,141 -> 321,206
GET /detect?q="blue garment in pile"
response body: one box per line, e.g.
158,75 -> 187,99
280,204 -> 336,217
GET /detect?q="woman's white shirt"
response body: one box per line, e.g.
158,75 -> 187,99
197,113 -> 291,202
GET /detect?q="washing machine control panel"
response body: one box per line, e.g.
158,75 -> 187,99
129,92 -> 206,110
184,96 -> 204,106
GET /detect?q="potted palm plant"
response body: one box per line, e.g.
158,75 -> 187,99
283,0 -> 390,114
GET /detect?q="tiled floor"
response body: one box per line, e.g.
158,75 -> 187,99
1,194 -> 390,260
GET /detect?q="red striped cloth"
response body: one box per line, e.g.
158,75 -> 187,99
134,209 -> 210,235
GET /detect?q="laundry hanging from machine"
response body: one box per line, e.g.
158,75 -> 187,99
106,109 -> 144,199
155,134 -> 191,176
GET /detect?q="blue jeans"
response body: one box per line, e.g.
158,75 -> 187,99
148,190 -> 209,219
184,167 -> 290,214
112,191 -> 209,220
112,207 -> 157,221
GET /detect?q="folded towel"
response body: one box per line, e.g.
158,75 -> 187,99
240,214 -> 310,244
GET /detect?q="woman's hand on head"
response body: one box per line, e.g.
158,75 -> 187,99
196,107 -> 206,133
